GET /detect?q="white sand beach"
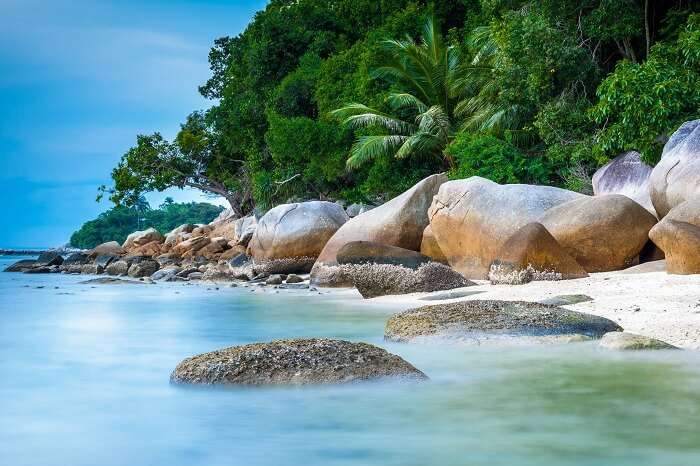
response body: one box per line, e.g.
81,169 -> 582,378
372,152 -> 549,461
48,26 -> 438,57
371,263 -> 700,349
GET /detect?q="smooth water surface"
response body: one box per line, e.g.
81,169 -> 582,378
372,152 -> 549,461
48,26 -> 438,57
1,256 -> 699,466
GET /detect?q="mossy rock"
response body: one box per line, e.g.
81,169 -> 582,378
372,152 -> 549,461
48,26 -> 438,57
385,300 -> 622,342
170,338 -> 427,386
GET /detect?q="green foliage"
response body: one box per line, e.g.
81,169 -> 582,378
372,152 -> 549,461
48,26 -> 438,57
333,17 -> 466,169
446,133 -> 550,184
591,14 -> 700,164
69,200 -> 223,249
105,0 -> 699,215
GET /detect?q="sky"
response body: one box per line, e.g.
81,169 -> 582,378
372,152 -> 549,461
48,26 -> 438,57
0,0 -> 267,248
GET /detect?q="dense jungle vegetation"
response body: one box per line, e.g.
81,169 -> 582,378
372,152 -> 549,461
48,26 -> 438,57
101,0 -> 700,214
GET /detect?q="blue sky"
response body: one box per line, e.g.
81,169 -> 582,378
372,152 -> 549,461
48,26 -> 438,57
0,0 -> 267,248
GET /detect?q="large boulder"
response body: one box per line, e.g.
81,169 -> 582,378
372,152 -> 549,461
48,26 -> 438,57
649,219 -> 700,274
488,222 -> 588,284
419,225 -> 447,263
60,252 -> 91,273
539,194 -> 657,272
428,177 -> 582,279
232,215 -> 258,246
384,300 -> 622,342
649,120 -> 700,218
106,255 -> 150,276
89,241 -> 124,257
312,174 -> 446,286
163,224 -> 196,247
172,235 -> 210,256
337,241 -> 433,269
170,338 -> 426,386
122,228 -> 164,252
349,262 -> 475,299
35,251 -> 63,266
3,259 -> 37,272
129,240 -> 163,257
592,151 -> 656,216
248,201 -> 349,274
127,259 -> 160,278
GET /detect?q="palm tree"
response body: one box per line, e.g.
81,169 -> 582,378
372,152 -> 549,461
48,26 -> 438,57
454,26 -> 528,140
332,18 -> 463,169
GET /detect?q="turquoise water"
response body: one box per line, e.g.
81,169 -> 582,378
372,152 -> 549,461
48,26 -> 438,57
1,256 -> 699,466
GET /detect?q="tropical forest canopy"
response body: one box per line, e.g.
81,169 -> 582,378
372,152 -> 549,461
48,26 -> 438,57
70,198 -> 224,249
103,0 -> 700,213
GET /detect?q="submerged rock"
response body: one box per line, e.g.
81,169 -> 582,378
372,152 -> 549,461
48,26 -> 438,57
599,332 -> 678,350
78,277 -> 147,285
35,251 -> 63,267
170,338 -> 427,385
4,259 -> 37,272
538,294 -> 594,306
384,300 -> 622,342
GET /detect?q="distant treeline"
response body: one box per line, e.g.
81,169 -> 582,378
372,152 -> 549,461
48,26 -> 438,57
70,198 -> 223,249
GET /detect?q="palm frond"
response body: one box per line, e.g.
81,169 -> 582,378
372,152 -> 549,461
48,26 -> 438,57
346,135 -> 408,169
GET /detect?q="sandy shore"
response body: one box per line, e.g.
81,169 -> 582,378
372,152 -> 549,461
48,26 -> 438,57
369,264 -> 700,349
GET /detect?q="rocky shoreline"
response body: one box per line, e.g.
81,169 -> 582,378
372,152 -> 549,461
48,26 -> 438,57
5,119 -> 700,384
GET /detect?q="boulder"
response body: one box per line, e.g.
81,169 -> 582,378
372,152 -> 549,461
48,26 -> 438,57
592,150 -> 656,216
539,194 -> 657,272
488,222 -> 588,284
191,225 -> 213,237
337,241 -> 433,269
648,197 -> 700,274
350,262 -> 475,299
151,267 -> 181,281
89,241 -> 124,257
266,274 -> 284,285
219,244 -> 247,260
599,332 -> 678,350
285,274 -> 304,284
649,220 -> 700,274
80,263 -> 102,274
61,252 -> 90,267
127,259 -> 160,278
36,251 -> 63,266
228,253 -> 253,280
248,201 -> 349,273
3,259 -> 37,272
232,215 -> 258,246
419,225 -> 447,263
79,277 -> 146,285
649,120 -> 700,217
106,260 -> 130,276
130,240 -> 163,257
312,174 -> 446,286
346,203 -> 375,218
122,228 -> 164,251
94,254 -> 118,270
170,338 -> 427,385
164,224 -> 195,246
384,300 -> 622,342
428,177 -> 582,279
172,236 -> 210,255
